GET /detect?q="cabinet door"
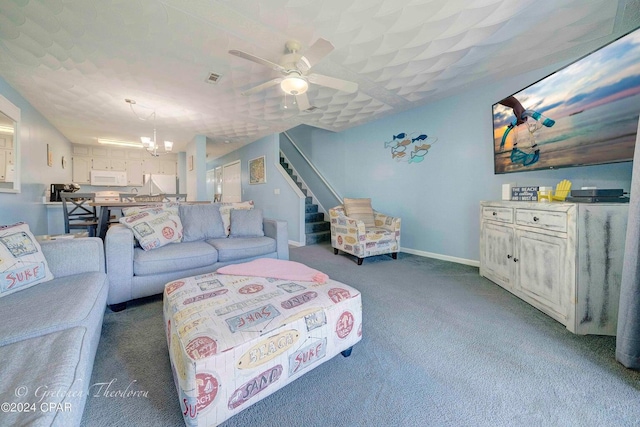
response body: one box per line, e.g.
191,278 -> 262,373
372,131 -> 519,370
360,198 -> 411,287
142,158 -> 160,174
92,157 -> 110,170
110,159 -> 127,171
0,150 -> 6,180
72,157 -> 91,183
480,222 -> 515,289
160,159 -> 176,175
0,135 -> 12,149
127,160 -> 144,186
515,230 -> 567,317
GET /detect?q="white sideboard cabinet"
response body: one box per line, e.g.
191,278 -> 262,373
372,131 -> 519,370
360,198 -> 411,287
479,201 -> 628,335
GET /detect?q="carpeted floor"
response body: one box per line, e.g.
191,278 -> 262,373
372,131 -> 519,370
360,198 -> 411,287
81,243 -> 640,426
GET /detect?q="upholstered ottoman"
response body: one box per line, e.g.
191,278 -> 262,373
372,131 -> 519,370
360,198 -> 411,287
163,263 -> 362,426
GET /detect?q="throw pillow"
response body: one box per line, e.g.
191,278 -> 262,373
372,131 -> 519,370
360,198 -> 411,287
179,203 -> 226,242
119,205 -> 183,251
0,222 -> 54,298
229,208 -> 264,238
122,202 -> 177,217
343,197 -> 375,227
218,200 -> 254,236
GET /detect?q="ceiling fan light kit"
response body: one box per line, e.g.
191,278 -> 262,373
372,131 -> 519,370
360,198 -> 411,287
280,75 -> 308,95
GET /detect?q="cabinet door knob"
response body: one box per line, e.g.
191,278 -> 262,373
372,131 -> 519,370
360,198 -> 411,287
507,255 -> 513,259
533,216 -> 539,222
513,258 -> 519,262
492,212 -> 497,216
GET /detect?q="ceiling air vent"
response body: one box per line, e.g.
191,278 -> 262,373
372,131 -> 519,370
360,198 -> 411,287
205,72 -> 222,84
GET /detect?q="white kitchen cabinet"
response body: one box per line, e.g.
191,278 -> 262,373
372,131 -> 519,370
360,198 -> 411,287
159,159 -> 177,175
0,150 -> 5,181
127,160 -> 144,186
92,158 -> 127,171
480,201 -> 628,335
142,158 -> 160,175
72,157 -> 91,183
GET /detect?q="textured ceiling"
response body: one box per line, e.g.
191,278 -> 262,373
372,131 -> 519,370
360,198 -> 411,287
0,0 -> 638,159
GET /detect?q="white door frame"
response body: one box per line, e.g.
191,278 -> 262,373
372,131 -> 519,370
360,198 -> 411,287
222,160 -> 241,202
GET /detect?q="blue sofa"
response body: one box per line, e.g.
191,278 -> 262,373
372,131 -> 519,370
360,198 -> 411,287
0,237 -> 108,426
105,203 -> 288,311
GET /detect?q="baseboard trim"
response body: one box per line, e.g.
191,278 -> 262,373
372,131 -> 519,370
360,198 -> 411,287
289,240 -> 304,247
401,247 -> 479,267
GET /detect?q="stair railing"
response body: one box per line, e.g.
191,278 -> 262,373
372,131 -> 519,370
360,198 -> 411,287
282,131 -> 342,205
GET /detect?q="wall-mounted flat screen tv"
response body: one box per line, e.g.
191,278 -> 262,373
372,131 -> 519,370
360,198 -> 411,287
493,27 -> 640,174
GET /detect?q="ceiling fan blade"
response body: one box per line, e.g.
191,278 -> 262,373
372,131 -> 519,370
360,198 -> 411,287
295,93 -> 311,111
307,73 -> 358,93
296,38 -> 334,73
241,78 -> 282,96
229,49 -> 286,73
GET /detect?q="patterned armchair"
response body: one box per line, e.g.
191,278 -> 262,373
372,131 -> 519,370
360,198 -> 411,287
329,204 -> 401,265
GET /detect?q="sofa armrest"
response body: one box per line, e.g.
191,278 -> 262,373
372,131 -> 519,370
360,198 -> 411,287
263,218 -> 289,260
40,237 -> 105,278
105,224 -> 135,305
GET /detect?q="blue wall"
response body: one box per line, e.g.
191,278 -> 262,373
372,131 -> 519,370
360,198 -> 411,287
279,63 -> 634,263
0,77 -> 73,234
208,134 -> 305,243
1,56 -> 634,257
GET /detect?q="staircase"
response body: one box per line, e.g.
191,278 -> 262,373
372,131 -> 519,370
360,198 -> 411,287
279,155 -> 331,245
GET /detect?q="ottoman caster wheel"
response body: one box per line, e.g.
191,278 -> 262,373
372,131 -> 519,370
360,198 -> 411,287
357,258 -> 363,265
341,347 -> 353,357
334,248 -> 339,255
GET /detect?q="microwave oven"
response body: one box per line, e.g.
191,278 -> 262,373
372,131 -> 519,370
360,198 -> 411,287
90,170 -> 127,186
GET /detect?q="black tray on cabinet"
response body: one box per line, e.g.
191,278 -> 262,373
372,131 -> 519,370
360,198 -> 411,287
570,189 -> 624,197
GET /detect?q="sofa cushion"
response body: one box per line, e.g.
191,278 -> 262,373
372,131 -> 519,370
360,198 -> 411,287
119,204 -> 183,251
0,222 -> 54,298
133,241 -> 218,276
343,198 -> 375,227
0,271 -> 108,346
0,328 -> 89,427
218,200 -> 254,236
207,236 -> 276,262
230,208 -> 264,238
180,203 -> 226,242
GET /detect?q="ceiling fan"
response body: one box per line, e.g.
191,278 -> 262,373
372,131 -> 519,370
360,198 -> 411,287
229,38 -> 358,111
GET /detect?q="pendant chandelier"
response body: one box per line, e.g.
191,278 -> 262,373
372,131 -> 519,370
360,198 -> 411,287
126,99 -> 173,157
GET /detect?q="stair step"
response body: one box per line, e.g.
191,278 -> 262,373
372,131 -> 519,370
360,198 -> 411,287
305,212 -> 324,222
305,221 -> 330,233
304,196 -> 312,204
306,230 -> 331,245
305,203 -> 318,213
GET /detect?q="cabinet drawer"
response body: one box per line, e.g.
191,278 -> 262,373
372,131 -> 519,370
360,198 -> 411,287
482,207 -> 513,223
516,209 -> 567,232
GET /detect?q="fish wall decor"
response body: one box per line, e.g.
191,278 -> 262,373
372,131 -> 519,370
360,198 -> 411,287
384,132 -> 439,164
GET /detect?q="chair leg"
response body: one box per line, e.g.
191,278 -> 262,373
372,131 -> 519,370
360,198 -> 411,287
391,252 -> 398,259
357,258 -> 363,265
334,248 -> 339,255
